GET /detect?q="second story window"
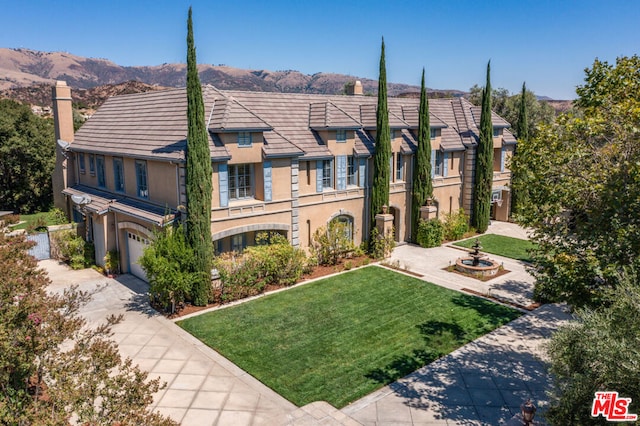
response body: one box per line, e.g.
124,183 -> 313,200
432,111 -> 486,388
79,153 -> 86,174
390,129 -> 396,140
430,128 -> 437,139
322,159 -> 333,189
96,155 -> 106,188
396,153 -> 403,181
113,157 -> 124,192
238,132 -> 252,147
493,128 -> 501,137
135,160 -> 148,199
434,151 -> 444,176
89,154 -> 95,175
347,156 -> 357,186
229,164 -> 253,200
336,130 -> 347,143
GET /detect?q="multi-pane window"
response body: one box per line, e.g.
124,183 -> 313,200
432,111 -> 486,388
434,151 -> 444,176
79,153 -> 86,173
347,156 -> 357,186
89,154 -> 95,175
135,160 -> 148,199
336,130 -> 347,143
390,129 -> 396,140
430,128 -> 437,139
238,132 -> 252,147
493,128 -> 501,137
229,164 -> 252,200
333,215 -> 354,241
113,157 -> 124,192
96,155 -> 106,188
231,234 -> 246,252
322,159 -> 333,189
396,153 -> 403,181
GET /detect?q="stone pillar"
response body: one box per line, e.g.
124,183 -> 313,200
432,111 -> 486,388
420,205 -> 438,220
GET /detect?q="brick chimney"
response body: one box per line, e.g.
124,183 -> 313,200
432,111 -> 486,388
52,81 -> 75,213
345,80 -> 363,96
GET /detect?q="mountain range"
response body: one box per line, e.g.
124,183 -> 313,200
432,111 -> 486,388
0,48 -> 468,108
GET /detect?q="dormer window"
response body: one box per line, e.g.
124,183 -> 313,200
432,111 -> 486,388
238,132 -> 252,147
336,129 -> 347,143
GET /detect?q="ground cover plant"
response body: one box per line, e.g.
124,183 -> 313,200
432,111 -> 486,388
454,234 -> 536,262
178,266 -> 520,408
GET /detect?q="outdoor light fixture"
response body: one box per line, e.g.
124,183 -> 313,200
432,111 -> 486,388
521,399 -> 536,424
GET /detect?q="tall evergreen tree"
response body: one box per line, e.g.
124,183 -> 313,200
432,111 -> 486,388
411,68 -> 433,242
185,7 -> 213,306
471,61 -> 493,233
510,82 -> 528,215
369,38 -> 391,241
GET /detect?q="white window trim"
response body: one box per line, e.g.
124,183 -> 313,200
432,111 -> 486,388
238,132 -> 252,147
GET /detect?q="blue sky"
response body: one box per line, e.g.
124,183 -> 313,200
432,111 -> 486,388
2,0 -> 639,99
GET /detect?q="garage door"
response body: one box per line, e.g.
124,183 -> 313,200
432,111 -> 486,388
127,231 -> 149,281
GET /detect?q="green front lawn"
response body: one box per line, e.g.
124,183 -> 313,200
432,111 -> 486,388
178,266 -> 520,408
10,211 -> 64,231
454,234 -> 537,262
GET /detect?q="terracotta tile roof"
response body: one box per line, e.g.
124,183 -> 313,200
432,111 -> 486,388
71,86 -> 511,162
309,102 -> 361,130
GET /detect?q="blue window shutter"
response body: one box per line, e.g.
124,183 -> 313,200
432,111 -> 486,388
431,149 -> 436,178
316,160 -> 323,192
337,155 -> 347,190
263,160 -> 272,201
389,155 -> 394,182
443,152 -> 449,177
219,163 -> 228,207
359,158 -> 366,187
500,146 -> 506,172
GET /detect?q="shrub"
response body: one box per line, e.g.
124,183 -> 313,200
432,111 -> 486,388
416,219 -> 444,248
2,214 -> 19,226
48,208 -> 69,225
369,227 -> 396,259
442,208 -> 470,241
139,225 -> 197,314
26,216 -> 48,234
246,232 -> 307,286
213,252 -> 263,302
51,229 -> 93,270
312,220 -> 355,265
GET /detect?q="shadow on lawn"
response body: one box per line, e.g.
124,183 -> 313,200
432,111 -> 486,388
365,320 -> 468,385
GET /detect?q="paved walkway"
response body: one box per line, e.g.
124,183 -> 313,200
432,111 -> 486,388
41,222 -> 573,425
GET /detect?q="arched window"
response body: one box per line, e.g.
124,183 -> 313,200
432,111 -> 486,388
331,215 -> 354,241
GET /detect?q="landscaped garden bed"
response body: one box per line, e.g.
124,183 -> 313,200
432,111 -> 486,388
177,265 -> 521,408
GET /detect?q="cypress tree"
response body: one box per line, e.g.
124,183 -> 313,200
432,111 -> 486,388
472,61 -> 493,233
185,7 -> 213,306
411,68 -> 433,242
369,38 -> 391,242
510,82 -> 528,215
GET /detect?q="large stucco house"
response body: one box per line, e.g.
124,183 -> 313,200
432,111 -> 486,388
51,80 -> 516,281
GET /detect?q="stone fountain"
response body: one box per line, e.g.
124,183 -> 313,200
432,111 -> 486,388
455,239 -> 500,278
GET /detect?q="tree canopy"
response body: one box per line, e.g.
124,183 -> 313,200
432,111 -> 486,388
469,84 -> 555,139
0,99 -> 55,214
411,68 -> 433,243
512,55 -> 640,307
471,62 -> 493,233
369,38 -> 391,240
185,7 -> 214,306
0,231 -> 177,425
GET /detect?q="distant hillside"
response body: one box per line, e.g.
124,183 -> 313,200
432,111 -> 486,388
0,47 -> 445,97
0,80 -> 167,111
